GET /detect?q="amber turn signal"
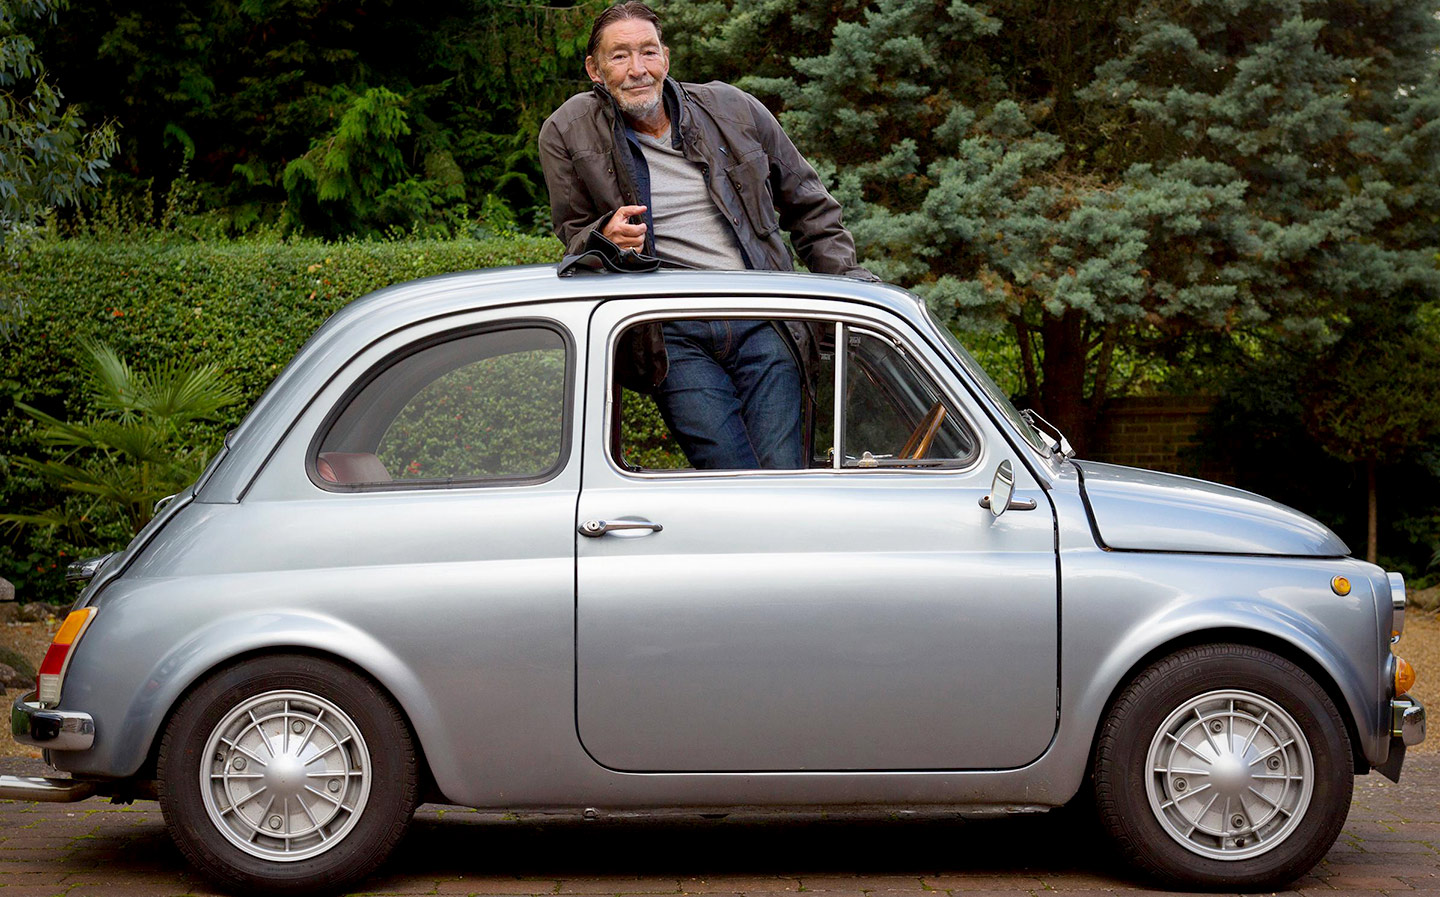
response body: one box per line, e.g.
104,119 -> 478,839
36,607 -> 95,705
1394,656 -> 1416,697
1331,576 -> 1351,596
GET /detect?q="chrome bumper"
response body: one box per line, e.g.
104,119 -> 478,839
10,689 -> 95,750
1393,695 -> 1426,746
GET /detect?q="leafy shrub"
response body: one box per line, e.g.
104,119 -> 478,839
621,390 -> 688,470
0,233 -> 560,603
1,340 -> 241,537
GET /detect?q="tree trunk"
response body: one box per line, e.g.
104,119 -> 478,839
1366,458 -> 1378,565
1014,317 -> 1041,410
1037,309 -> 1096,455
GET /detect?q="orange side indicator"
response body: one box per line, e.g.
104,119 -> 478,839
1394,656 -> 1416,697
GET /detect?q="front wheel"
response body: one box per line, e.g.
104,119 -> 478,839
1094,644 -> 1352,890
157,655 -> 419,895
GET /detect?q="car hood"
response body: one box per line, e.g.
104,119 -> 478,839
1075,461 -> 1349,557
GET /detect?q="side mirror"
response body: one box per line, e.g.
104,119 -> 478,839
986,460 -> 1015,518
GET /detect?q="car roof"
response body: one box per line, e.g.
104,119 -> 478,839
322,264 -> 924,335
198,264 -> 928,503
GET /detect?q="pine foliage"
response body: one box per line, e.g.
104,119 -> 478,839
676,0 -> 1440,450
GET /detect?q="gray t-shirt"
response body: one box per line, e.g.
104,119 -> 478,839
635,129 -> 747,270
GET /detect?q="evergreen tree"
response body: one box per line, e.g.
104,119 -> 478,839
678,0 -> 1440,453
1299,310 -> 1440,564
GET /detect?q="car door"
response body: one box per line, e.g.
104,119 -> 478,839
575,296 -> 1059,772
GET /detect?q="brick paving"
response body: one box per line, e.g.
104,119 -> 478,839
0,755 -> 1436,897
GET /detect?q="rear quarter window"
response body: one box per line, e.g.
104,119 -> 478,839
313,324 -> 571,488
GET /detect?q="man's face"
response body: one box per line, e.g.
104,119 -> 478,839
585,18 -> 670,120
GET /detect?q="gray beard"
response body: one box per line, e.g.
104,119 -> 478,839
617,89 -> 663,121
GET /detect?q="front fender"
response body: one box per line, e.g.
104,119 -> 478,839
1058,551 -> 1384,777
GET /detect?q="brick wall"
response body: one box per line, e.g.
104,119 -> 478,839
1089,395 -> 1231,480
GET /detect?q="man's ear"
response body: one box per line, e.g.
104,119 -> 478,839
585,56 -> 601,83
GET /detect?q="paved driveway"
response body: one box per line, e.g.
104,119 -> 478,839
1,755 -> 1437,897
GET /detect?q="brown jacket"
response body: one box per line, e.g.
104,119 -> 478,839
539,78 -> 872,394
539,77 -> 871,278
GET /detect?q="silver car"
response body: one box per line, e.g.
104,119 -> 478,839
3,266 -> 1427,895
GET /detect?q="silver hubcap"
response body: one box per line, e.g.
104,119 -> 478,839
201,690 -> 370,861
1146,689 -> 1313,861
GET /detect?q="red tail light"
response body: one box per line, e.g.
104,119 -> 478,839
36,608 -> 96,705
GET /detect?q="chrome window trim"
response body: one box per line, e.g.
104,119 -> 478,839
832,320 -> 846,470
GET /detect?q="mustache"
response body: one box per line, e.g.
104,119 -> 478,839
620,77 -> 656,89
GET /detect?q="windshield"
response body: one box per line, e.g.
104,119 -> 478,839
922,307 -> 1050,456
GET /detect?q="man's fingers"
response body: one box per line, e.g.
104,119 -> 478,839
602,206 -> 648,249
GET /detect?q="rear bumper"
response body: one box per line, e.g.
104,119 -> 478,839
3,691 -> 103,803
10,690 -> 94,751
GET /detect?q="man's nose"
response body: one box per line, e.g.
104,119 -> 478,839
626,53 -> 647,76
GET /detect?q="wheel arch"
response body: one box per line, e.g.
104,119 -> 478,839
1087,626 -> 1368,778
120,619 -> 446,799
143,645 -> 440,800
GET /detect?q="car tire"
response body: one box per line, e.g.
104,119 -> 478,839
1093,644 -> 1352,890
157,654 -> 419,895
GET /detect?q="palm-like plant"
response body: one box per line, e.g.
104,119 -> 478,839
1,340 -> 241,536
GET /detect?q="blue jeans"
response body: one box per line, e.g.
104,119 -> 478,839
654,320 -> 804,469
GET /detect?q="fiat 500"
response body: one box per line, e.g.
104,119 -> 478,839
3,266 -> 1426,895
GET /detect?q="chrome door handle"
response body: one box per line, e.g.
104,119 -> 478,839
578,519 -> 664,538
978,495 -> 1038,511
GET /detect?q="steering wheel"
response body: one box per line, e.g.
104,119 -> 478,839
900,401 -> 947,460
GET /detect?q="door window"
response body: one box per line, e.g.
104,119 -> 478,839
613,318 -> 977,472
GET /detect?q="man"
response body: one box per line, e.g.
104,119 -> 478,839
539,1 -> 873,469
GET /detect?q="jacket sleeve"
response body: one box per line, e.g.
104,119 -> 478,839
539,113 -> 616,256
745,93 -> 878,281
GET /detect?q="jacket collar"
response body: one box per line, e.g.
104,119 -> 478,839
590,77 -> 689,150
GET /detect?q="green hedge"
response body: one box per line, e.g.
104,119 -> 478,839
0,235 -> 702,604
0,235 -> 568,602
1,235 -> 563,404
0,234 -> 1035,605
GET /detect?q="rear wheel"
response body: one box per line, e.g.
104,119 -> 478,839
158,655 -> 418,895
1094,644 -> 1352,890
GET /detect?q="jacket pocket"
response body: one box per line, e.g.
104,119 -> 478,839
571,149 -> 631,208
725,151 -> 781,238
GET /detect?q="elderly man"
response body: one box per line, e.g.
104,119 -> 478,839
539,1 -> 872,469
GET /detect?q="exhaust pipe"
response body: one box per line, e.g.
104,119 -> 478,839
0,775 -> 98,803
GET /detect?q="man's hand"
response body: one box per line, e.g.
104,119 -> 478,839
601,205 -> 648,251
